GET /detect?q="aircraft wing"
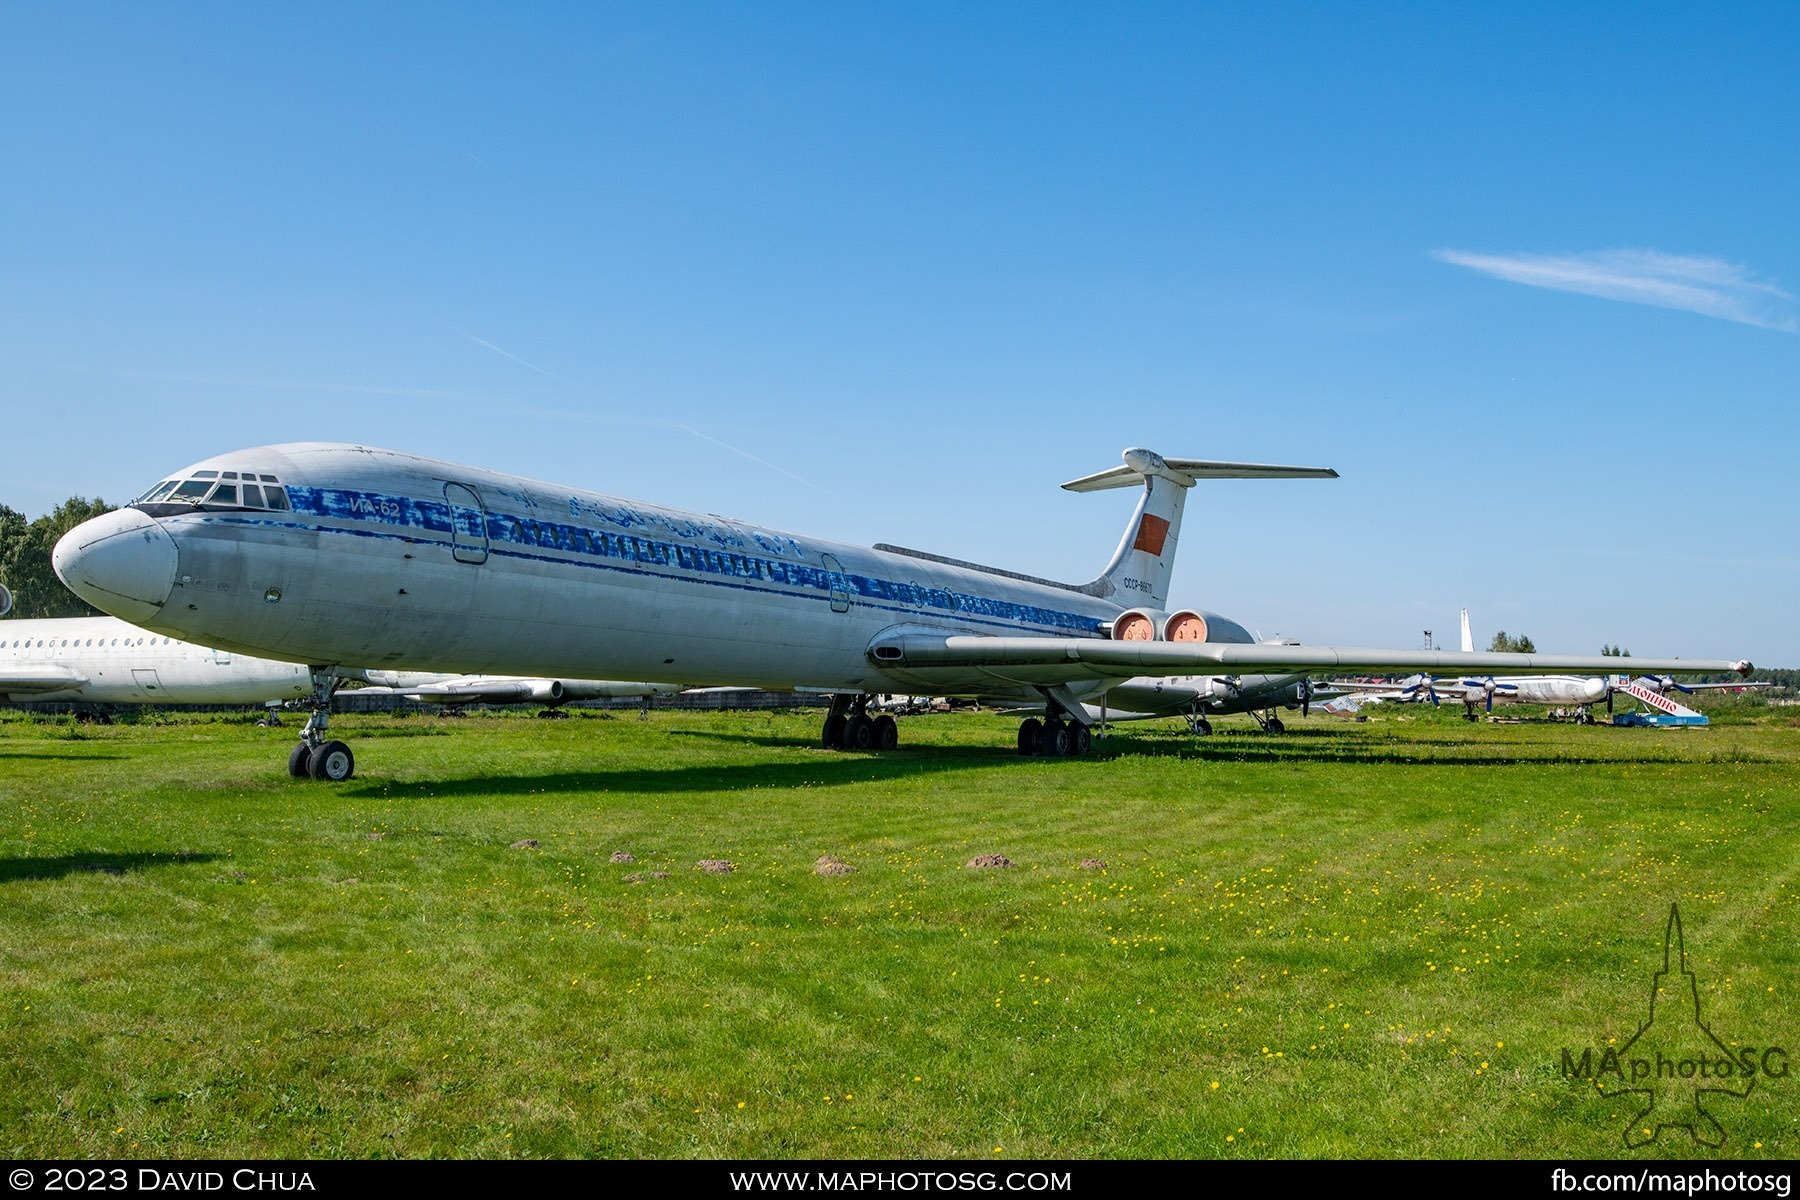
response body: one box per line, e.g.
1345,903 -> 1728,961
0,666 -> 91,695
354,679 -> 544,701
1652,679 -> 1772,691
868,634 -> 1752,689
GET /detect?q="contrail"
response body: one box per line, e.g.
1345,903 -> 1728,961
458,331 -> 563,378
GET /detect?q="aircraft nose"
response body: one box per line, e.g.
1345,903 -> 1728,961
53,507 -> 180,624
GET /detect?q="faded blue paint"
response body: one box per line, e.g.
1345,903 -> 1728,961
277,485 -> 1108,635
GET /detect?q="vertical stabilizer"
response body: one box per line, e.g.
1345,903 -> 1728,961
1460,609 -> 1474,654
1062,448 -> 1336,608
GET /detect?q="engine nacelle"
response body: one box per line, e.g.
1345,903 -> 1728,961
1107,607 -> 1218,643
1108,608 -> 1168,641
1163,609 -> 1208,642
525,680 -> 568,705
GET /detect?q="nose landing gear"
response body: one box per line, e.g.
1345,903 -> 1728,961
286,667 -> 355,781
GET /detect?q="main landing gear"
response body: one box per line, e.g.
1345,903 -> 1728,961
287,667 -> 355,781
1247,710 -> 1286,734
1184,708 -> 1214,736
1016,693 -> 1094,757
820,694 -> 899,751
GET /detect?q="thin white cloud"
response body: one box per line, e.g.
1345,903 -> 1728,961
458,331 -> 562,378
1432,248 -> 1798,332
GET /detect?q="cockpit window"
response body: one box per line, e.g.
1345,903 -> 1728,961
139,469 -> 286,510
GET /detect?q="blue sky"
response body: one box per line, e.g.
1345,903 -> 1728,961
3,3 -> 1795,665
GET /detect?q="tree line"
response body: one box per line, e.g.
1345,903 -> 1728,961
0,497 -> 115,618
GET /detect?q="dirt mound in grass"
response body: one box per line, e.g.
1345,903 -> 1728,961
813,855 -> 854,877
609,851 -> 638,864
510,839 -> 539,850
966,854 -> 1014,869
696,859 -> 736,874
1077,858 -> 1107,870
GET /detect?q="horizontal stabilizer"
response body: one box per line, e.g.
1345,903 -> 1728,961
1063,450 -> 1338,492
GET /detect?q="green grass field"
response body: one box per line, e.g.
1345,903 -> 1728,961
2,704 -> 1796,1160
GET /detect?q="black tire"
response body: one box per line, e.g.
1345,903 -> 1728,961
308,740 -> 355,782
1017,718 -> 1043,756
1268,718 -> 1285,733
1070,725 -> 1092,756
846,714 -> 875,750
822,714 -> 847,749
1197,718 -> 1213,736
1045,721 -> 1072,757
288,742 -> 313,778
873,715 -> 898,750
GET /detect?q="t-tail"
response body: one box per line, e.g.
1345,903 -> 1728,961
1062,448 -> 1337,609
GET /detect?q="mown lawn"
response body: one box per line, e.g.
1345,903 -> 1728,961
1,704 -> 1795,1159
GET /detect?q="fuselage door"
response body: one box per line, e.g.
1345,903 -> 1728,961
445,482 -> 489,565
821,553 -> 851,613
131,668 -> 162,695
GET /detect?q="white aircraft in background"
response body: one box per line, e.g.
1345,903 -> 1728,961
1351,610 -> 1764,723
0,611 -> 314,708
52,444 -> 1750,780
0,585 -> 680,723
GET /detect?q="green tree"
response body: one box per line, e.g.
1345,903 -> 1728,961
1601,644 -> 1631,657
1488,631 -> 1536,654
0,496 -> 114,618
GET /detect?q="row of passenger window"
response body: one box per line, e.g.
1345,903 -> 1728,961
500,518 -> 791,582
136,470 -> 291,511
493,515 -> 1089,630
1,636 -> 175,649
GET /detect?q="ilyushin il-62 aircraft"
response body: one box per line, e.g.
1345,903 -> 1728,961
51,444 -> 1752,780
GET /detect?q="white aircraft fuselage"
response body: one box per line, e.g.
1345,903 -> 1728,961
0,615 -> 312,704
